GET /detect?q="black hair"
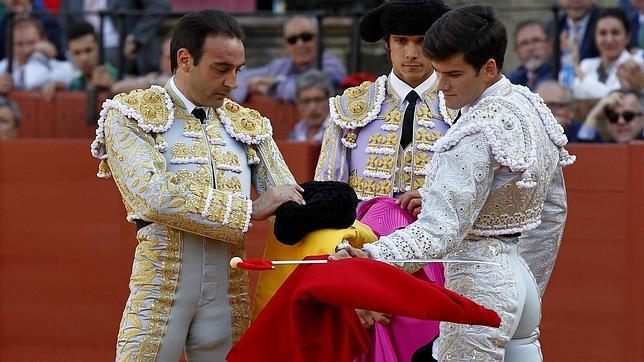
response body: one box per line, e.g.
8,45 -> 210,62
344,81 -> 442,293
170,10 -> 245,73
597,7 -> 630,35
66,21 -> 96,43
423,4 -> 507,71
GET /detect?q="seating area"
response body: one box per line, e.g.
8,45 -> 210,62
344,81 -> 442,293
9,91 -> 301,140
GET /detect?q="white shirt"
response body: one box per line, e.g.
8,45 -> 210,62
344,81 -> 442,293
572,50 -> 644,99
461,75 -> 508,115
389,70 -> 437,111
169,76 -> 210,118
0,53 -> 76,90
83,0 -> 119,49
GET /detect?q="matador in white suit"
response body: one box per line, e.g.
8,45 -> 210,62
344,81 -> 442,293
333,5 -> 575,361
90,10 -> 303,361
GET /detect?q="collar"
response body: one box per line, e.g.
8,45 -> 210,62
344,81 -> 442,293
566,13 -> 591,33
461,75 -> 509,114
169,76 -> 210,117
389,70 -> 436,100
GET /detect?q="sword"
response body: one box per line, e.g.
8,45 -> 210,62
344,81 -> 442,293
229,257 -> 499,270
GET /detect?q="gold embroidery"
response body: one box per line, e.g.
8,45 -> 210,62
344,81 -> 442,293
206,126 -> 225,144
413,176 -> 426,190
383,108 -> 401,127
183,119 -> 202,134
349,171 -> 393,199
115,225 -> 182,361
368,133 -> 398,149
113,88 -> 172,131
345,130 -> 357,144
228,241 -> 250,342
192,141 -> 208,160
214,150 -> 241,170
348,101 -> 366,115
416,104 -> 433,120
414,151 -> 432,172
365,155 -> 394,174
416,128 -> 442,146
221,99 -> 271,141
171,142 -> 190,161
216,170 -> 243,193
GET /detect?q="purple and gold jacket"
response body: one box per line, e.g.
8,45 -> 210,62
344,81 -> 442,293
315,75 -> 455,199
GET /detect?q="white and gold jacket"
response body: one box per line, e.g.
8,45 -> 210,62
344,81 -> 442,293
90,83 -> 295,341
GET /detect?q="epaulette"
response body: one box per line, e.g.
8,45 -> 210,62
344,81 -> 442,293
90,85 -> 174,178
216,99 -> 273,145
111,85 -> 174,133
330,75 -> 387,131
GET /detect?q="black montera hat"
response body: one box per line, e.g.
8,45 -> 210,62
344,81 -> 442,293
359,0 -> 451,42
273,181 -> 358,245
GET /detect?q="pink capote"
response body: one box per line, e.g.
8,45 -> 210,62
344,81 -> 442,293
355,197 -> 445,362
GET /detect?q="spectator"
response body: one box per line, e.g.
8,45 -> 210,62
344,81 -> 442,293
536,80 -> 582,142
289,70 -> 332,142
0,18 -> 74,93
66,21 -> 116,91
232,15 -> 347,103
578,89 -> 644,142
550,0 -> 602,61
572,8 -> 643,99
507,20 -> 553,90
110,33 -> 171,94
0,96 -> 20,139
60,0 -> 170,75
0,0 -> 64,60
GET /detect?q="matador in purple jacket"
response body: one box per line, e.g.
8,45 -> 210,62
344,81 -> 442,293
315,0 -> 455,207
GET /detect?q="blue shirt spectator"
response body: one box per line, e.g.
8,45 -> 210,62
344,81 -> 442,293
232,16 -> 347,103
507,20 -> 554,91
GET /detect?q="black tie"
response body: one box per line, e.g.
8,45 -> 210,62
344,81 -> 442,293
192,107 -> 207,123
453,110 -> 462,123
401,90 -> 419,149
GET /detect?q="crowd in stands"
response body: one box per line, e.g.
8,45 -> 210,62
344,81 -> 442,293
0,0 -> 643,144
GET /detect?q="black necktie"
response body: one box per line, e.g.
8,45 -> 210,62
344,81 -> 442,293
401,90 -> 419,149
453,110 -> 462,123
192,107 -> 207,123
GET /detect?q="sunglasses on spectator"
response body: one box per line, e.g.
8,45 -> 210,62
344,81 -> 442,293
286,32 -> 315,44
604,108 -> 642,124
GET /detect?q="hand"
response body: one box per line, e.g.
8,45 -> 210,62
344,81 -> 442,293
41,81 -> 62,102
328,245 -> 370,261
616,60 -> 642,92
248,76 -> 277,95
0,74 -> 13,94
396,189 -> 422,217
124,38 -> 139,59
90,66 -> 115,89
356,309 -> 392,329
251,184 -> 304,221
586,92 -> 624,127
34,40 -> 57,59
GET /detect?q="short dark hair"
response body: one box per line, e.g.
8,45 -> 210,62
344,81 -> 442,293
170,10 -> 245,73
423,5 -> 507,72
514,19 -> 548,44
66,21 -> 97,43
597,7 -> 630,35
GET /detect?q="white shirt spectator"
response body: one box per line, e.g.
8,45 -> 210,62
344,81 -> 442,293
0,53 -> 77,90
572,50 -> 644,99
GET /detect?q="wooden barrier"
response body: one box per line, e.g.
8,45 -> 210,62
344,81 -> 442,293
0,140 -> 642,361
9,91 -> 299,140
